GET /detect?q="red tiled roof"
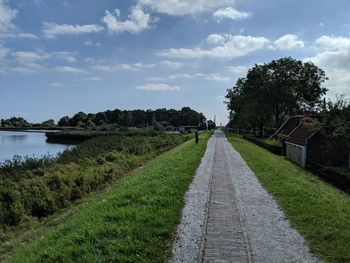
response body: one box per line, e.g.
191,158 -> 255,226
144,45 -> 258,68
285,121 -> 318,146
270,116 -> 303,139
279,116 -> 302,135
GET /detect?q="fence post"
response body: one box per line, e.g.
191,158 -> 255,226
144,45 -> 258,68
195,130 -> 199,144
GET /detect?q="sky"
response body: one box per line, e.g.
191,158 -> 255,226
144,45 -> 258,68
1,0 -> 350,125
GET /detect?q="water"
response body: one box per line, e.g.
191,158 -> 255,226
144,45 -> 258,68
0,130 -> 69,164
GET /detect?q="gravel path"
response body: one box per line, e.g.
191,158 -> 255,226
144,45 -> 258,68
171,131 -> 321,263
171,133 -> 216,263
222,134 -> 321,263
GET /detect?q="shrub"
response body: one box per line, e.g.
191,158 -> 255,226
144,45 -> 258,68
323,167 -> 350,193
0,133 -> 188,228
243,135 -> 282,155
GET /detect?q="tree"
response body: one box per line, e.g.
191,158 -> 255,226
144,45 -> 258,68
226,57 -> 328,132
0,117 -> 30,128
322,96 -> 350,153
70,112 -> 87,126
58,116 -> 70,127
41,119 -> 55,127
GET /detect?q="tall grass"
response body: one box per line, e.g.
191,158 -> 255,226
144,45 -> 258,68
0,134 -> 188,229
3,133 -> 211,262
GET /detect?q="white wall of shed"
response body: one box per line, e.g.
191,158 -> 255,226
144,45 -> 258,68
286,143 -> 306,168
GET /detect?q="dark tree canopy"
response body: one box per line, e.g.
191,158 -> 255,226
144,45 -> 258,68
322,96 -> 350,152
226,57 -> 328,133
0,117 -> 30,128
57,107 -> 206,129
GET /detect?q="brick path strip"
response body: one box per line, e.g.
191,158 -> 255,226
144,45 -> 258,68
172,131 -> 320,263
201,133 -> 251,262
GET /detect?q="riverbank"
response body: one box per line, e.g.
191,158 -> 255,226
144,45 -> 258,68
0,133 -> 193,260
0,127 -> 63,132
2,132 -> 211,262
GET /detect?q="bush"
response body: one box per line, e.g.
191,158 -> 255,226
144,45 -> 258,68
0,133 -> 189,228
243,135 -> 282,155
323,167 -> 350,193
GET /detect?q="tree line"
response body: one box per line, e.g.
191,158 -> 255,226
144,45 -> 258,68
1,107 -> 207,129
58,107 -> 206,128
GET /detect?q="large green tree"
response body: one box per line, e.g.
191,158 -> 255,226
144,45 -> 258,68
226,57 -> 328,132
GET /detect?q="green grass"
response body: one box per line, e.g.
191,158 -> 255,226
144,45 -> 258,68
4,132 -> 212,263
225,133 -> 350,263
263,138 -> 281,146
0,134 -> 187,227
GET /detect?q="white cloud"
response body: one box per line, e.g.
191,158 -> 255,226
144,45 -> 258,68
138,0 -> 233,16
52,51 -> 77,63
95,62 -> 155,72
11,62 -> 42,74
55,66 -> 85,73
84,40 -> 101,47
133,62 -> 155,69
0,1 -> 38,41
89,77 -> 102,81
213,7 -> 251,21
168,73 -> 194,79
315,35 -> 350,50
1,49 -> 78,75
43,22 -> 103,38
146,76 -> 168,82
204,74 -> 230,82
50,82 -> 65,87
227,66 -> 248,76
13,51 -> 49,62
274,34 -> 304,50
159,34 -> 270,59
305,35 -> 350,97
169,73 -> 230,82
0,32 -> 38,39
0,0 -> 17,34
206,34 -> 225,45
0,45 -> 9,61
13,50 -> 76,65
136,83 -> 180,91
102,5 -> 153,34
160,60 -> 185,69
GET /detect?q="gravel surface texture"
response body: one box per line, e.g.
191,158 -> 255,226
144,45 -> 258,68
171,131 -> 321,263
222,134 -> 321,263
171,133 -> 216,263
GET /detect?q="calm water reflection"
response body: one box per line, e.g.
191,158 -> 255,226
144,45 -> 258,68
0,130 -> 69,164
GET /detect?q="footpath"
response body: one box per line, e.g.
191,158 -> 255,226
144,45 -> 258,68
171,131 -> 320,263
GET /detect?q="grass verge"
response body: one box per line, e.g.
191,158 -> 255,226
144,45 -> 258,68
225,133 -> 350,263
4,132 -> 212,263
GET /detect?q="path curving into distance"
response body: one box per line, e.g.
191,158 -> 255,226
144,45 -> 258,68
171,130 -> 321,263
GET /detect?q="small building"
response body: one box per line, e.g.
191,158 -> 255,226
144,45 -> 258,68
284,118 -> 318,168
270,115 -> 304,140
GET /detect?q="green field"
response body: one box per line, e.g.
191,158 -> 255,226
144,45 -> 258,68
3,132 -> 211,262
226,133 -> 350,263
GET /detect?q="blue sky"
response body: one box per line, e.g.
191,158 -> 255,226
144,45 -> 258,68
1,0 -> 350,125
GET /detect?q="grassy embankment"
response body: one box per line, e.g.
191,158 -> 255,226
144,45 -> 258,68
3,132 -> 211,262
225,133 -> 350,263
0,133 -> 191,257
